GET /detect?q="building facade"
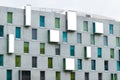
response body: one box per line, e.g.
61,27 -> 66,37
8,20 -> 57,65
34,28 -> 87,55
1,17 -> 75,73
0,5 -> 120,80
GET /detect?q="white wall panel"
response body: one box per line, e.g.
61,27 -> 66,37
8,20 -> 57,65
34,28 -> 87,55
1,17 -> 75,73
85,46 -> 91,58
64,58 -> 75,70
94,22 -> 103,34
48,30 -> 59,42
25,5 -> 31,26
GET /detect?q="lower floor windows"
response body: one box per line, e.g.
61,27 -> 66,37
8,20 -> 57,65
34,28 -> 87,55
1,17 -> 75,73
56,71 -> 60,80
19,70 -> 31,80
71,72 -> 75,80
7,70 -> 12,80
98,73 -> 102,80
40,71 -> 45,80
85,72 -> 89,80
111,73 -> 117,80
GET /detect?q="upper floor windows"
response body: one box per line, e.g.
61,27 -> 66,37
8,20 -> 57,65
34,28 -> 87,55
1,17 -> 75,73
103,35 -> 108,46
83,21 -> 88,32
40,16 -> 45,27
7,12 -> 13,23
62,32 -> 67,42
109,24 -> 113,34
0,25 -> 4,37
15,27 -> 21,39
55,18 -> 60,28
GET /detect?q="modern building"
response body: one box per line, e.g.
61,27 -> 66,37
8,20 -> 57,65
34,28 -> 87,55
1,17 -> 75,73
0,4 -> 120,80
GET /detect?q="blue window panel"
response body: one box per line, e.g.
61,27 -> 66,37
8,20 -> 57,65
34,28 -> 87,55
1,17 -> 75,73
70,45 -> 75,56
109,24 -> 113,34
0,25 -> 4,37
104,36 -> 108,46
117,61 -> 120,71
77,33 -> 82,43
62,32 -> 67,42
7,70 -> 12,80
40,16 -> 45,27
0,55 -> 3,66
15,27 -> 21,38
91,60 -> 96,70
32,29 -> 37,40
77,59 -> 82,70
98,48 -> 102,58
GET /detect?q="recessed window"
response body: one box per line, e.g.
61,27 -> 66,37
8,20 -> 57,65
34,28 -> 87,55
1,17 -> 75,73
15,27 -> 21,38
85,72 -> 89,80
83,21 -> 88,31
56,71 -> 60,80
116,37 -> 120,47
103,35 -> 108,46
90,34 -> 95,45
111,73 -> 117,80
55,44 -> 60,55
104,60 -> 108,71
32,56 -> 37,68
91,60 -> 96,70
40,16 -> 45,27
70,45 -> 75,56
15,55 -> 21,67
7,70 -> 12,80
117,61 -> 120,71
7,12 -> 13,23
32,29 -> 37,40
98,48 -> 102,58
40,71 -> 45,80
98,73 -> 102,80
77,33 -> 82,43
77,59 -> 82,70
48,57 -> 53,68
0,54 -> 3,66
0,25 -> 4,37
55,18 -> 60,28
109,24 -> 113,34
24,42 -> 29,53
71,72 -> 75,80
62,32 -> 67,42
40,43 -> 45,54
19,71 -> 31,80
110,48 -> 114,58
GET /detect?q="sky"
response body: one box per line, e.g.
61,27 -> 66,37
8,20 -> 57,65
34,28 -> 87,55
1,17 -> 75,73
0,0 -> 120,20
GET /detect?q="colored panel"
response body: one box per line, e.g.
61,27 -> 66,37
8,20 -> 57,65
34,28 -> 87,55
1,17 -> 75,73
7,70 -> 12,80
25,5 -> 31,26
70,45 -> 75,56
98,48 -> 102,58
77,59 -> 82,70
0,55 -> 3,66
62,32 -> 67,42
55,18 -> 60,28
71,72 -> 75,80
40,43 -> 45,54
40,16 -> 45,27
64,58 -> 75,70
24,42 -> 29,53
15,55 -> 21,67
83,21 -> 88,31
77,33 -> 81,43
56,72 -> 60,80
7,12 -> 12,23
0,25 -> 4,37
16,27 -> 21,38
109,24 -> 113,34
93,22 -> 103,34
48,58 -> 53,68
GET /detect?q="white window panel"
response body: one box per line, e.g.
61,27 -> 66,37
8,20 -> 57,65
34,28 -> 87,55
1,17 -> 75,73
64,58 -> 75,70
94,22 -> 103,34
25,5 -> 31,26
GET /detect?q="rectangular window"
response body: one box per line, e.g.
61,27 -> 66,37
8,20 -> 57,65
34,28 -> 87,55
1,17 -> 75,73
32,56 -> 37,68
7,12 -> 13,23
15,55 -> 21,67
77,59 -> 82,70
19,71 -> 31,80
91,60 -> 96,70
119,50 -> 120,60
24,42 -> 29,53
83,21 -> 88,31
71,72 -> 75,80
104,60 -> 108,71
7,70 -> 12,80
56,72 -> 60,80
40,43 -> 45,54
48,57 -> 53,68
32,29 -> 37,40
0,54 -> 3,66
15,27 -> 21,38
98,73 -> 102,80
40,71 -> 45,80
116,37 -> 120,47
55,18 -> 60,28
77,33 -> 82,43
90,34 -> 95,45
109,24 -> 113,34
55,44 -> 60,55
62,32 -> 67,42
111,74 -> 117,80
40,16 -> 45,27
117,61 -> 120,71
98,48 -> 102,58
0,25 -> 4,37
85,72 -> 89,80
104,36 -> 108,46
110,48 -> 114,58
70,45 -> 75,56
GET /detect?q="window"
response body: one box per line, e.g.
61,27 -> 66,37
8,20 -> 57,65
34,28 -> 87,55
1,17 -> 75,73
7,70 -> 12,80
15,27 -> 21,38
103,36 -> 108,46
91,60 -> 96,70
40,16 -> 45,27
118,50 -> 120,60
98,48 -> 102,58
24,42 -> 29,53
55,18 -> 60,28
71,72 -> 75,80
116,37 -> 120,47
117,61 -> 120,71
15,55 -> 21,67
55,44 -> 60,55
90,34 -> 95,45
40,43 -> 45,54
32,56 -> 37,68
77,33 -> 82,43
32,29 -> 37,40
70,45 -> 75,56
62,32 -> 67,42
111,74 -> 117,80
0,54 -> 3,66
48,57 -> 53,68
85,72 -> 89,80
19,71 -> 31,80
109,24 -> 113,34
110,48 -> 114,58
7,12 -> 13,23
98,73 -> 102,80
77,59 -> 82,70
83,21 -> 88,31
56,71 -> 60,80
0,25 -> 4,37
40,71 -> 45,80
104,60 -> 108,71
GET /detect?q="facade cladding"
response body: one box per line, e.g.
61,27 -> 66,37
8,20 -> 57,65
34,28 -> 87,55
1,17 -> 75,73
0,4 -> 120,80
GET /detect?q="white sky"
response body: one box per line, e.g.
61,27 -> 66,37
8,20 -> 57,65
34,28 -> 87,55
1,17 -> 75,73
0,0 -> 120,20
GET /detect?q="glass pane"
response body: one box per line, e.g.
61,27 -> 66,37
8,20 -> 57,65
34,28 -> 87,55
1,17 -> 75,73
15,55 -> 21,67
83,21 -> 88,31
91,34 -> 95,45
55,44 -> 60,55
32,29 -> 37,40
55,18 -> 60,28
16,27 -> 21,38
7,70 -> 12,80
78,59 -> 82,70
98,48 -> 102,58
0,55 -> 3,66
40,43 -> 45,54
0,25 -> 4,37
110,49 -> 114,58
40,16 -> 45,27
71,72 -> 75,80
24,42 -> 29,53
70,45 -> 75,56
104,36 -> 108,46
7,12 -> 12,23
32,56 -> 37,68
77,33 -> 81,43
109,24 -> 113,34
63,32 -> 67,42
48,58 -> 52,68
56,72 -> 60,80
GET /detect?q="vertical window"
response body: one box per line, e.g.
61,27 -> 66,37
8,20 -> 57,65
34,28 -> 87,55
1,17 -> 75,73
15,27 -> 21,38
103,36 -> 108,46
109,24 -> 113,34
62,32 -> 67,42
118,50 -> 120,60
70,45 -> 75,56
117,61 -> 120,71
15,55 -> 21,67
7,12 -> 13,23
104,60 -> 108,71
40,71 -> 45,80
55,44 -> 60,55
71,72 -> 75,80
85,72 -> 89,80
32,29 -> 37,40
77,59 -> 82,70
98,48 -> 102,58
0,54 -> 3,66
7,70 -> 12,80
114,74 -> 117,80
56,71 -> 60,80
77,33 -> 82,43
83,21 -> 88,31
110,48 -> 114,58
111,74 -> 117,80
116,37 -> 120,47
24,42 -> 29,53
48,57 -> 53,68
0,25 -> 4,37
90,34 -> 95,45
20,71 -> 31,80
32,56 -> 37,68
40,16 -> 45,27
55,18 -> 60,28
40,43 -> 45,54
91,60 -> 96,70
98,73 -> 102,80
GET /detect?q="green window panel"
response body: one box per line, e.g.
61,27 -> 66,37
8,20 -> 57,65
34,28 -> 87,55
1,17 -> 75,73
48,58 -> 53,68
83,21 -> 88,31
24,42 -> 29,53
56,72 -> 60,80
7,70 -> 12,80
0,55 -> 3,66
55,18 -> 60,28
7,12 -> 13,23
15,55 -> 21,67
110,48 -> 114,58
71,72 -> 75,80
40,43 -> 45,54
15,27 -> 21,38
90,34 -> 95,45
116,37 -> 120,47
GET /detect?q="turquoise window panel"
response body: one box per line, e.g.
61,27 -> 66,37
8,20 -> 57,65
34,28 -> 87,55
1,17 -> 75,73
40,16 -> 45,27
7,70 -> 12,80
0,55 -> 3,66
117,61 -> 120,71
70,45 -> 75,56
91,60 -> 96,70
62,32 -> 67,42
98,48 -> 102,58
16,27 -> 21,38
77,59 -> 82,70
0,25 -> 4,37
109,24 -> 113,34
